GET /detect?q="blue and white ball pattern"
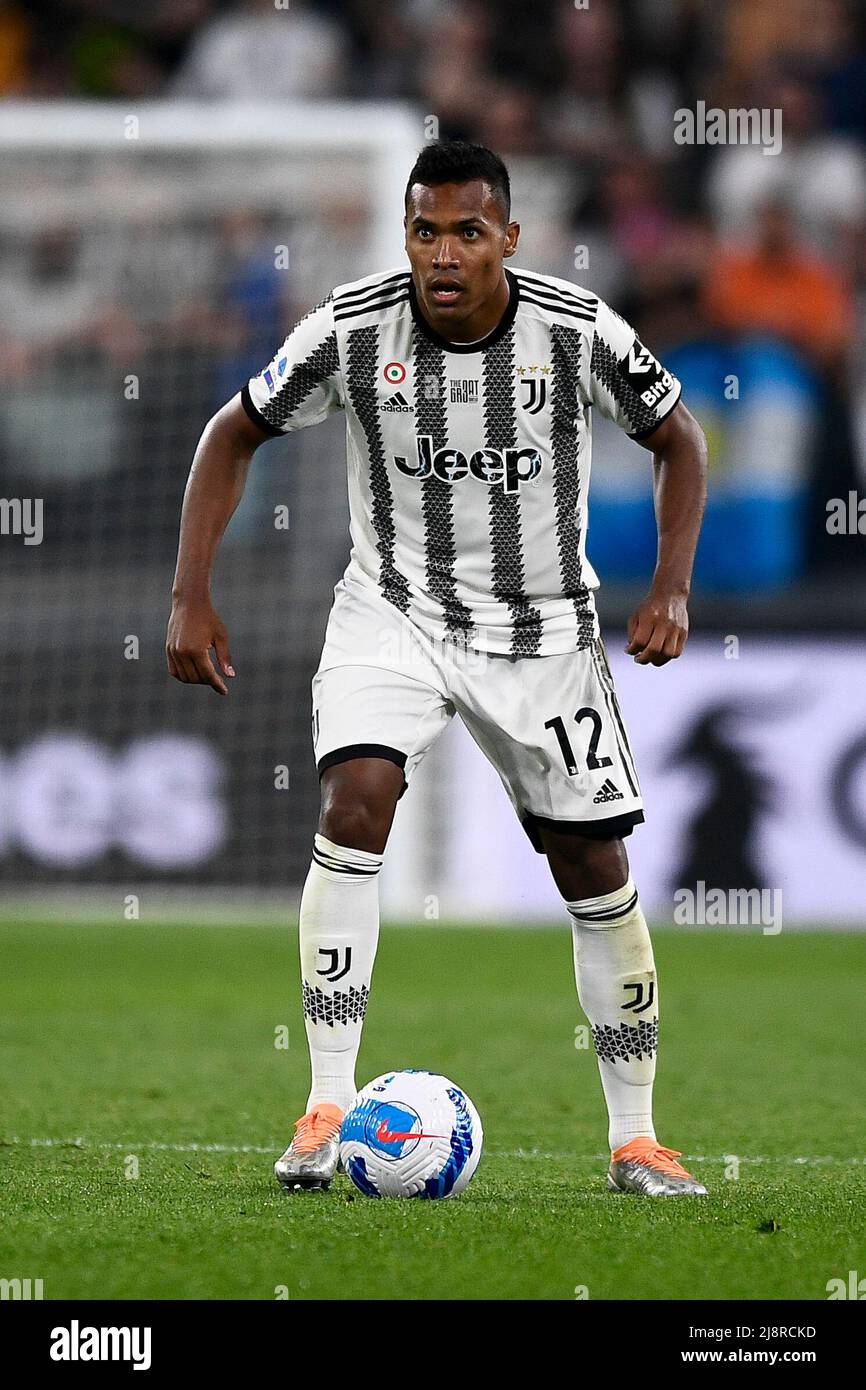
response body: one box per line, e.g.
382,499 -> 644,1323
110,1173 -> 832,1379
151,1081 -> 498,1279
340,1070 -> 483,1199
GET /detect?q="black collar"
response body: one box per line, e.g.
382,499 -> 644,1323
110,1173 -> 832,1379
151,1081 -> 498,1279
408,268 -> 520,354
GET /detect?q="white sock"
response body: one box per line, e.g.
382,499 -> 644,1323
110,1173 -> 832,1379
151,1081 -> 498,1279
566,877 -> 658,1151
299,833 -> 383,1113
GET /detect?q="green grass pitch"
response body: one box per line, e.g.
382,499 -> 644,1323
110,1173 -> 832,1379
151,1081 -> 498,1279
1,919 -> 864,1301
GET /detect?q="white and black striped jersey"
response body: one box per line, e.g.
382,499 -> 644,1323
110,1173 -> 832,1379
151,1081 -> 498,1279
242,265 -> 682,656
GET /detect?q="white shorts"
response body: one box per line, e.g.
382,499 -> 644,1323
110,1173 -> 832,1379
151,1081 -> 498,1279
312,575 -> 644,854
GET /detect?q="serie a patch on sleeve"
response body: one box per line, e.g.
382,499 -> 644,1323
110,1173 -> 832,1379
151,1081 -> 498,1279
617,339 -> 676,408
262,355 -> 289,395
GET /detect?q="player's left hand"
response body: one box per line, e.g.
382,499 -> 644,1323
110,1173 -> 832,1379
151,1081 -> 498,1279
625,588 -> 688,666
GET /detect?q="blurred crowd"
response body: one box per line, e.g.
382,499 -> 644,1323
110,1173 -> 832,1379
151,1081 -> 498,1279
2,0 -> 865,587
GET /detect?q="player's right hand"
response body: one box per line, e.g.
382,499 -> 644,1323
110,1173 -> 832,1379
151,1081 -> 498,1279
166,596 -> 235,696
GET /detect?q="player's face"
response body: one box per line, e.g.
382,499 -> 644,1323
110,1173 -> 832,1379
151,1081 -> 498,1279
404,179 -> 519,339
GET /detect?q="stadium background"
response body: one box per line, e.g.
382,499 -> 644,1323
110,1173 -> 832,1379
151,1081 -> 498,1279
1,0 -> 865,926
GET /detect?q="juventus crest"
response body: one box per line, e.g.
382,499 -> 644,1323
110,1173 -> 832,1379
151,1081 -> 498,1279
520,377 -> 548,414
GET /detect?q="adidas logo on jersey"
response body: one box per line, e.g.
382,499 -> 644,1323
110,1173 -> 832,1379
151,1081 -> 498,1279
380,391 -> 412,413
593,778 -> 624,804
394,434 -> 542,493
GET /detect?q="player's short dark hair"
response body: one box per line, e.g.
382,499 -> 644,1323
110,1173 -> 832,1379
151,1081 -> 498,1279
404,140 -> 511,221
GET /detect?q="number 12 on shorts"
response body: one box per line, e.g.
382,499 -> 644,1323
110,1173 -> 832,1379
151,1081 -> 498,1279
544,708 -> 613,777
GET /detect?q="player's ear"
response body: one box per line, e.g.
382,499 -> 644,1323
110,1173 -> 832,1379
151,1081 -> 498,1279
503,222 -> 520,257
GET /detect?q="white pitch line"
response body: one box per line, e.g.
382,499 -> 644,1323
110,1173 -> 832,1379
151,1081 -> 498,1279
5,1137 -> 276,1156
2,1137 -> 865,1166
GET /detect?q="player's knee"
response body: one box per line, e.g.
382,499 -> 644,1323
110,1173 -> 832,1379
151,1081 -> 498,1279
318,761 -> 403,853
542,830 -> 630,900
318,800 -> 391,853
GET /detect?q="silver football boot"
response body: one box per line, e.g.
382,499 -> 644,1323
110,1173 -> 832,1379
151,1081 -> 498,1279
607,1138 -> 708,1196
274,1102 -> 344,1192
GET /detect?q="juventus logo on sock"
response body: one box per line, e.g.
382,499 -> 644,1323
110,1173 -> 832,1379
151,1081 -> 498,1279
622,980 -> 655,1013
305,943 -> 370,1025
316,946 -> 352,982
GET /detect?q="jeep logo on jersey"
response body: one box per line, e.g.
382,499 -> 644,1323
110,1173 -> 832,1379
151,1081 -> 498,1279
619,339 -> 674,407
394,435 -> 542,492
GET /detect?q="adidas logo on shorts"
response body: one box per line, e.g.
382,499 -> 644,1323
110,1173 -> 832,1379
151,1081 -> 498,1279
593,778 -> 623,804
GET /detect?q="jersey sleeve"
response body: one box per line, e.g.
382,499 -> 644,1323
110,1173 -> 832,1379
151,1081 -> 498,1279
241,293 -> 343,435
585,298 -> 682,440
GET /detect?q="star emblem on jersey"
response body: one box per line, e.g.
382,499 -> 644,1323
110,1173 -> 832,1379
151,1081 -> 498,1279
593,778 -> 623,803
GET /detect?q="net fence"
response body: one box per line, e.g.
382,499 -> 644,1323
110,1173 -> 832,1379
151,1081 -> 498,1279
0,102 -> 432,904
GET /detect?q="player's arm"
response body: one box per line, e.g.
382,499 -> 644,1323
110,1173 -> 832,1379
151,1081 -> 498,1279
166,395 -> 269,695
167,292 -> 343,694
584,297 -> 708,668
626,400 -> 707,667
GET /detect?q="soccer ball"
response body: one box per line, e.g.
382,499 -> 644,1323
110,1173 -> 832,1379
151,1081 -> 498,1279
340,1070 -> 483,1199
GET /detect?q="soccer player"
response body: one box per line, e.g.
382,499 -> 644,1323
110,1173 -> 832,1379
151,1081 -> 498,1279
167,141 -> 709,1197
